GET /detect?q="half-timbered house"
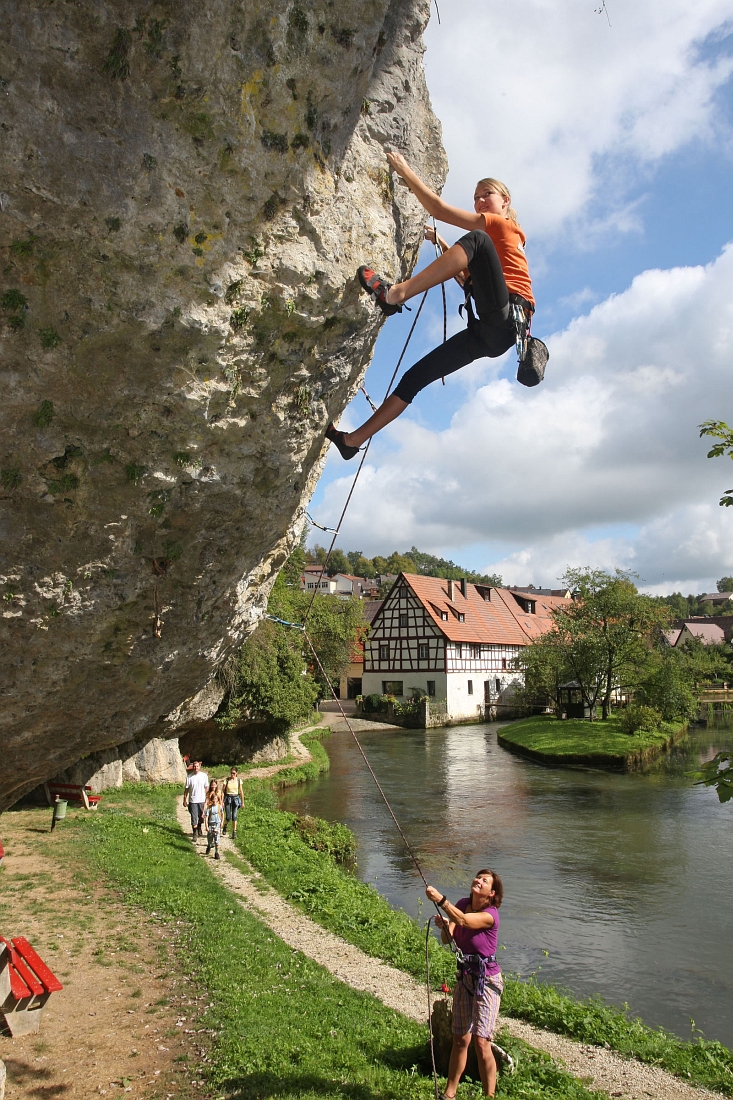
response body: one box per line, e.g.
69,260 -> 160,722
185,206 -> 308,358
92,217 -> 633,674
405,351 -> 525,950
362,574 -> 573,721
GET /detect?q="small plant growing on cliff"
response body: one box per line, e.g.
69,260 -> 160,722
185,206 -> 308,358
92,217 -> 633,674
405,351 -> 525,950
230,307 -> 250,330
1,466 -> 21,490
361,98 -> 372,116
173,224 -> 187,244
148,488 -> 171,516
2,288 -> 27,311
7,314 -> 25,331
39,327 -> 61,349
105,216 -> 121,232
260,130 -> 288,154
125,462 -> 147,484
194,231 -> 207,244
33,400 -> 55,427
142,153 -> 157,170
242,237 -> 264,265
48,473 -> 79,494
331,26 -> 354,49
294,384 -> 311,414
143,18 -> 165,58
10,237 -> 35,258
103,28 -> 131,81
291,132 -> 309,151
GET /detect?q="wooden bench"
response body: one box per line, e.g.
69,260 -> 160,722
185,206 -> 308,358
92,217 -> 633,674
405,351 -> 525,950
44,782 -> 102,810
0,937 -> 63,1036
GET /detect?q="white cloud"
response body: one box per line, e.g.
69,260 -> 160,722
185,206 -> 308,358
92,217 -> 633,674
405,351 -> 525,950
422,0 -> 733,238
318,244 -> 733,588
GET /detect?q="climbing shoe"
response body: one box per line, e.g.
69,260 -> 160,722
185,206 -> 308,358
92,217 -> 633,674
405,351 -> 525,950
357,266 -> 402,315
517,336 -> 549,387
325,423 -> 360,461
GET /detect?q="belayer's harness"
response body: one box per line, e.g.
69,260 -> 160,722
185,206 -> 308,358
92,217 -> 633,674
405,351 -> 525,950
453,945 -> 502,999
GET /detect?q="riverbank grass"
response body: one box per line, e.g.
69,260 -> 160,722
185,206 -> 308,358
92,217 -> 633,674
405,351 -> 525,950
236,782 -> 733,1096
48,786 -> 605,1100
497,714 -> 687,769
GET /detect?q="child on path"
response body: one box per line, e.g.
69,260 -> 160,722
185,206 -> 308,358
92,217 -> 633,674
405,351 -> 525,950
222,767 -> 244,840
204,779 -> 224,860
426,870 -> 504,1099
326,152 -> 543,460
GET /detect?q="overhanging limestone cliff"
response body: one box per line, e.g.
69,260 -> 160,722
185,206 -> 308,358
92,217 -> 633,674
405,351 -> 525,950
0,0 -> 446,809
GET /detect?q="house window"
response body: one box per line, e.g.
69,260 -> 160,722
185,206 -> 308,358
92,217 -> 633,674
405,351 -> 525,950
383,680 -> 403,696
400,613 -> 408,627
379,643 -> 389,661
473,645 -> 480,659
427,680 -> 436,697
441,611 -> 448,621
456,643 -> 463,658
419,643 -> 429,660
495,678 -> 501,693
458,613 -> 465,622
468,680 -> 474,695
502,657 -> 507,669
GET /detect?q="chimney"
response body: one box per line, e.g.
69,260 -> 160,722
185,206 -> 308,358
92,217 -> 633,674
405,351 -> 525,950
459,578 -> 467,599
447,580 -> 454,601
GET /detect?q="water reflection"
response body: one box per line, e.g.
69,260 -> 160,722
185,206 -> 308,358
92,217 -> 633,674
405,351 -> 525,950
280,722 -> 733,1046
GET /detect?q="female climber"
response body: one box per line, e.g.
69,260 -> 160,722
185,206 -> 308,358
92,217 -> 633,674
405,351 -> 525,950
426,869 -> 504,1099
326,151 -> 538,460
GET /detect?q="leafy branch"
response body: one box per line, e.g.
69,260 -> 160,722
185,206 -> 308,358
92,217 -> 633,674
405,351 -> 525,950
698,419 -> 733,506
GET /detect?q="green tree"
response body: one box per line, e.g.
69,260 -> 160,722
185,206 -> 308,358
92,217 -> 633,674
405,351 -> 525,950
217,619 -> 319,732
699,419 -> 733,506
635,649 -> 697,721
515,630 -> 572,712
717,576 -> 733,593
550,569 -> 670,720
325,548 -> 351,577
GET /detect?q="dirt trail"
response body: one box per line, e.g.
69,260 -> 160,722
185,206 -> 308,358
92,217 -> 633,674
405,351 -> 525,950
179,729 -> 719,1100
0,808 -> 193,1100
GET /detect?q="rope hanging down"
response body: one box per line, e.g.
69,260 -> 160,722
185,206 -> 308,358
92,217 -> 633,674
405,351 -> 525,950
301,288 -> 429,628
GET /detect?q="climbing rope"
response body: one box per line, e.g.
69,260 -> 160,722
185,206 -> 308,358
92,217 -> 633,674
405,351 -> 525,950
301,288 -> 429,627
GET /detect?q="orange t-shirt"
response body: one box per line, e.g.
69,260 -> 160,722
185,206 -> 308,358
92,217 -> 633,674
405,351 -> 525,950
481,212 -> 534,306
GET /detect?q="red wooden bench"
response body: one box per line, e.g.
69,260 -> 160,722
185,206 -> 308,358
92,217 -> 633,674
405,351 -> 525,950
44,782 -> 102,810
0,936 -> 63,1036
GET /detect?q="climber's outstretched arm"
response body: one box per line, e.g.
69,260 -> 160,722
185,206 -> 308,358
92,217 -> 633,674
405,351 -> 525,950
387,152 -> 484,233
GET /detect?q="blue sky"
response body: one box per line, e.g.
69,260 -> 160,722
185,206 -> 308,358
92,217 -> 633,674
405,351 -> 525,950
311,0 -> 733,593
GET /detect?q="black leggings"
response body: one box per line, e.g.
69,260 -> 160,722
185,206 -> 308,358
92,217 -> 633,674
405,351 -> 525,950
392,230 -> 517,405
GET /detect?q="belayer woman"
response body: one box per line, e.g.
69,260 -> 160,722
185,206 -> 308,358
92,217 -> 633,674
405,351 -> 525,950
326,152 -> 545,460
426,869 -> 505,1099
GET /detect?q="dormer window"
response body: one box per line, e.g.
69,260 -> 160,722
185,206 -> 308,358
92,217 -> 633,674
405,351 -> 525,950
441,611 -> 448,621
458,613 -> 465,623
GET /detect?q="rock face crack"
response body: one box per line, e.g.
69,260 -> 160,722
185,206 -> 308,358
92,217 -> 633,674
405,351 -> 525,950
0,0 -> 447,808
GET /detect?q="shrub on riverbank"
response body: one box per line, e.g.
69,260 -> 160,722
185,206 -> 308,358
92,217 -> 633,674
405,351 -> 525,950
237,783 -> 733,1095
497,714 -> 685,765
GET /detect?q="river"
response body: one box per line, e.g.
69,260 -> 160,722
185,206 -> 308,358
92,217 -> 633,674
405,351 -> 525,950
279,720 -> 733,1047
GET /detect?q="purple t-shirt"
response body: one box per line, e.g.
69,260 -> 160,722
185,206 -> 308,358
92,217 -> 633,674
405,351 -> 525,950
452,898 -> 500,974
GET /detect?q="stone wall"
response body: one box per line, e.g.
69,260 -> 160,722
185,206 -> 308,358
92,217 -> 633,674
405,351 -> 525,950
51,736 -> 187,794
0,0 -> 446,809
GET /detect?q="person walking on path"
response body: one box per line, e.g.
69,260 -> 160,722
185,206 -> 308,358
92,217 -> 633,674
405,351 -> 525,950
326,151 -> 539,460
222,767 -> 245,840
182,760 -> 209,839
426,870 -> 504,1099
204,780 -> 224,860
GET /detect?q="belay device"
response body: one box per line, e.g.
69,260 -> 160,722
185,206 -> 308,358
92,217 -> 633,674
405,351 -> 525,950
511,295 -> 549,387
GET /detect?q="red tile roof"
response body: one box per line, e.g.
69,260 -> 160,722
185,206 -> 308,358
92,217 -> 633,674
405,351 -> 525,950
399,574 -> 571,645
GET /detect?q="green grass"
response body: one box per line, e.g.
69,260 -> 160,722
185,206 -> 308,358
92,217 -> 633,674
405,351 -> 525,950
497,714 -> 685,764
59,786 -> 601,1100
236,782 -> 733,1095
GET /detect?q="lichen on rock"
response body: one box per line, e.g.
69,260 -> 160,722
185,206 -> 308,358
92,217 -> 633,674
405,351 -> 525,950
0,0 -> 446,810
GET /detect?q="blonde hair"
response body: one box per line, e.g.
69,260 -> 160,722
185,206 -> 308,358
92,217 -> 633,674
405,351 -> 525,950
475,177 -> 519,224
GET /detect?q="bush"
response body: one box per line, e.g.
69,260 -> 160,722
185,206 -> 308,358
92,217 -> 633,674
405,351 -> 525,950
293,814 -> 357,865
620,704 -> 663,735
362,692 -> 388,713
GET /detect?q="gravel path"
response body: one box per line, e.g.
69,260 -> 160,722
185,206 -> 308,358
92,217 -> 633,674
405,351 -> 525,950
179,733 -> 719,1100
